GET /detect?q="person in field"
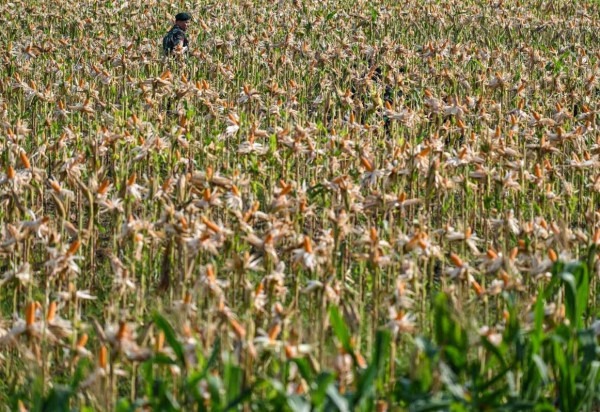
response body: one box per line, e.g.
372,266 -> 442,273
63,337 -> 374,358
163,12 -> 191,56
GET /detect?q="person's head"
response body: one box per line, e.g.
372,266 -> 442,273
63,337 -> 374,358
174,12 -> 191,31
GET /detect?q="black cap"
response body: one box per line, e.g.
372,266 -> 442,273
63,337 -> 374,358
175,12 -> 191,22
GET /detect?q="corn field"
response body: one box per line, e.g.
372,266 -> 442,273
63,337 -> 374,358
1,0 -> 600,410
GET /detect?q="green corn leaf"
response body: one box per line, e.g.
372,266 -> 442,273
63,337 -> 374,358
116,399 -> 133,412
478,360 -> 516,392
291,357 -> 314,383
224,362 -> 243,404
531,289 -> 545,355
481,336 -> 507,369
151,352 -> 178,365
287,394 -> 310,412
206,374 -> 224,409
153,312 -> 186,367
559,271 -> 578,328
224,384 -> 254,411
42,385 -> 73,412
70,357 -> 92,390
573,262 -> 589,326
577,360 -> 600,411
326,383 -> 350,412
329,306 -> 352,353
353,330 -> 391,407
312,372 -> 335,405
532,355 -> 549,385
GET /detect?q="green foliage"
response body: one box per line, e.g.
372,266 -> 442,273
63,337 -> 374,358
395,256 -> 600,411
63,276 -> 600,410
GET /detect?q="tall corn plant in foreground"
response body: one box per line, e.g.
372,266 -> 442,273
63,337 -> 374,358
115,308 -> 391,412
14,253 -> 600,411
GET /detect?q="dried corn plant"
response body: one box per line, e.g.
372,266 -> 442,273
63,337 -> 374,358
1,0 -> 600,410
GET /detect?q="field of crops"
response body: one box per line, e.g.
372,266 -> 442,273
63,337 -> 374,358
1,0 -> 600,410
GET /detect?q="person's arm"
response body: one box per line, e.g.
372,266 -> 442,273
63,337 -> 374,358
172,29 -> 187,51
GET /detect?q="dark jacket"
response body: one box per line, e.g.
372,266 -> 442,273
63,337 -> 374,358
163,26 -> 188,55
